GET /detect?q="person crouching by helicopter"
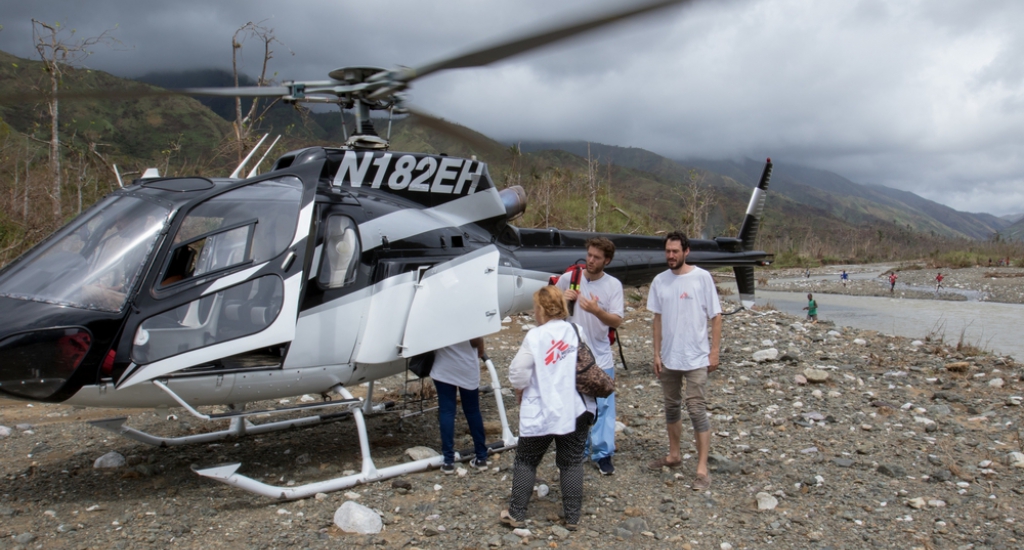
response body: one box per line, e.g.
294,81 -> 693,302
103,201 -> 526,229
432,339 -> 490,474
501,286 -> 596,531
556,237 -> 623,476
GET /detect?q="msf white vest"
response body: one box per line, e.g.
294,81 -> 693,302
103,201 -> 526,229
518,320 -> 587,437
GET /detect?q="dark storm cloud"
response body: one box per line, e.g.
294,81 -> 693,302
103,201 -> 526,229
2,0 -> 1023,216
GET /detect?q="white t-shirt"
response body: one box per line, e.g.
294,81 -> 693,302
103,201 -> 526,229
508,320 -> 594,437
556,271 -> 624,369
647,267 -> 722,371
430,341 -> 480,390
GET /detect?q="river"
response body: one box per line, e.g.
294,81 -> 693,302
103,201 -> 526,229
740,290 -> 1024,361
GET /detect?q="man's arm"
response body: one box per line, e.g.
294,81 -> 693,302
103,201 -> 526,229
707,313 -> 722,373
652,313 -> 663,378
470,337 -> 485,358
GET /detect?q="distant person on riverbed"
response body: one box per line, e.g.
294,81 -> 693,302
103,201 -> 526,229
889,272 -> 898,294
935,272 -> 944,293
840,270 -> 849,288
803,293 -> 818,323
805,268 -> 810,279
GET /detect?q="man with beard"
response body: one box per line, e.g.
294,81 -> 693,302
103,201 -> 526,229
646,231 -> 722,491
556,237 -> 623,475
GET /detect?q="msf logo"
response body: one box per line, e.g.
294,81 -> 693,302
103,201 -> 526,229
679,291 -> 692,300
544,339 -> 570,366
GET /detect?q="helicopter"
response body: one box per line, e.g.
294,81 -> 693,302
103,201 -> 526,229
0,0 -> 773,499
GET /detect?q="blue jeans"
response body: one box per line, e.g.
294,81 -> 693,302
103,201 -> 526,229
587,366 -> 616,461
434,379 -> 488,464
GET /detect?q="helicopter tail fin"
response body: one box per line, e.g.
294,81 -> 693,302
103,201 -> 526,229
734,266 -> 756,309
736,158 -> 773,251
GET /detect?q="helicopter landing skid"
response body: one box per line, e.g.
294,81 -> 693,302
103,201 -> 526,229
194,358 -> 519,499
88,383 -> 368,447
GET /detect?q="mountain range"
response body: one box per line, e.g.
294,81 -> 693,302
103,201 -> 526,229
1,53 -> 1021,262
517,141 -> 1011,241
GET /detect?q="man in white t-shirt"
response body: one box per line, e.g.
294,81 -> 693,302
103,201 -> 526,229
645,231 -> 722,491
556,237 -> 623,475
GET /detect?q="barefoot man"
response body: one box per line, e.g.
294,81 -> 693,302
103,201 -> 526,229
646,231 -> 722,491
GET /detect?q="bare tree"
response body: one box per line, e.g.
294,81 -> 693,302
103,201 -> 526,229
230,21 -> 290,160
586,143 -> 599,232
676,168 -> 716,239
505,143 -> 522,188
31,20 -> 118,219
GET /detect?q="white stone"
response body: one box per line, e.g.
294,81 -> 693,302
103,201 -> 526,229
761,339 -> 774,346
753,348 -> 779,362
811,390 -> 823,398
434,484 -> 443,491
537,484 -> 550,498
928,499 -> 947,508
721,543 -> 734,550
344,491 -> 361,500
827,330 -> 842,337
93,451 -> 125,469
1006,452 -> 1024,468
615,421 -> 627,433
521,324 -> 537,331
906,497 -> 926,509
853,338 -> 867,345
404,446 -> 440,461
988,378 -> 1005,388
913,416 -> 935,426
457,467 -> 468,477
300,394 -> 316,403
911,340 -> 924,347
333,501 -> 382,534
0,425 -> 11,438
314,493 -> 328,500
803,368 -> 830,383
513,528 -> 533,538
979,460 -> 992,468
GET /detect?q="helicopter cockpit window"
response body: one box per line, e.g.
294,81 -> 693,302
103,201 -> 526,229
0,195 -> 170,312
161,177 -> 302,287
319,216 -> 360,288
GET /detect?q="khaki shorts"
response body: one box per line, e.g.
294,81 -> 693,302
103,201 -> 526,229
659,367 -> 709,432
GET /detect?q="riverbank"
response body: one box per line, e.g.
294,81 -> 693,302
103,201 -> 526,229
3,294 -> 1024,549
763,264 -> 1024,304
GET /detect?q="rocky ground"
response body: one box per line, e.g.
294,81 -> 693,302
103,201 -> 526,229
3,291 -> 1024,549
764,265 -> 1024,304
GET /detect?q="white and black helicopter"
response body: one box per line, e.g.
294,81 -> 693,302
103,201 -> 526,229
0,0 -> 773,498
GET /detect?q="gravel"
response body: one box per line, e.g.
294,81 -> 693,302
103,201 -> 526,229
2,291 -> 1024,549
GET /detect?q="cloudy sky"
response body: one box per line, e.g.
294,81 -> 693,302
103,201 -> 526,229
2,0 -> 1023,216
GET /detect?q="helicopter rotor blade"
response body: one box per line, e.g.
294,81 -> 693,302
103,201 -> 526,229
178,85 -> 293,97
0,86 -> 183,105
405,106 -> 500,155
392,0 -> 692,85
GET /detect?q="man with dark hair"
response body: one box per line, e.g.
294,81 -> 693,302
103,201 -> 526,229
555,236 -> 623,475
646,231 -> 722,491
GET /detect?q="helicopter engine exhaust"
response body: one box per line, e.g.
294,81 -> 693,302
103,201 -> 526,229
499,185 -> 527,221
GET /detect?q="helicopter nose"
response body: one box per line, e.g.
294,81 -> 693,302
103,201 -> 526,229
0,327 -> 92,400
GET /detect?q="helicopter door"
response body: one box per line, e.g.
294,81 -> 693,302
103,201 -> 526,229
399,245 -> 501,357
120,176 -> 313,388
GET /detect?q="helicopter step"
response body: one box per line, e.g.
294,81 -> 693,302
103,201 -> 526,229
87,380 -> 371,447
195,357 -> 518,499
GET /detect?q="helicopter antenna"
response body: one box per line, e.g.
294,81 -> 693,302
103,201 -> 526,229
229,134 -> 270,179
387,105 -> 394,141
246,135 -> 282,179
113,164 -> 124,188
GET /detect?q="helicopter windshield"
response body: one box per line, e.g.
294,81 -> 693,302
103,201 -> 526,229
0,195 -> 170,313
